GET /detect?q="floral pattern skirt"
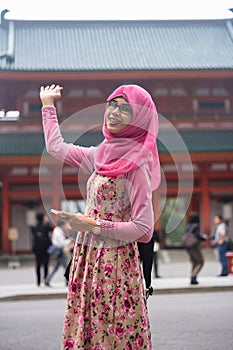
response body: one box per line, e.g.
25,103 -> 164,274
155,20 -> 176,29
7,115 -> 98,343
61,235 -> 152,350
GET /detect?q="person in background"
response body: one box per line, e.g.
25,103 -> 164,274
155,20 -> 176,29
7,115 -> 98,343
137,228 -> 161,299
184,212 -> 206,285
31,212 -> 53,286
45,219 -> 73,287
137,236 -> 154,300
39,83 -> 160,349
212,214 -> 228,276
153,228 -> 162,278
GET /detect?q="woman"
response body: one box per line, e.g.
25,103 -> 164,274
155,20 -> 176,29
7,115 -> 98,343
184,212 -> 206,285
31,212 -> 53,286
40,83 -> 161,349
212,214 -> 228,276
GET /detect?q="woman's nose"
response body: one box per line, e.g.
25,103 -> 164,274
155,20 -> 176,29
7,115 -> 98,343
112,106 -> 120,114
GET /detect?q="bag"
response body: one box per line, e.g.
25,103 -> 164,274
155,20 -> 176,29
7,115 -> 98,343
64,258 -> 72,281
182,225 -> 199,249
47,244 -> 62,255
226,238 -> 233,252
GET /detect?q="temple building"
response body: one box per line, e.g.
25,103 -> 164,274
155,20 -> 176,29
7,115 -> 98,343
0,11 -> 233,253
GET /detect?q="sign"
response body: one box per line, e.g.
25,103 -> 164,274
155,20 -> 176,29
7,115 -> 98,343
8,227 -> 19,241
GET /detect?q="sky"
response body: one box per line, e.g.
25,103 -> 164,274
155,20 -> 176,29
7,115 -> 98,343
0,0 -> 233,21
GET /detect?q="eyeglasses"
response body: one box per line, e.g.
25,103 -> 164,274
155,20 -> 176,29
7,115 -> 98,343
107,100 -> 132,115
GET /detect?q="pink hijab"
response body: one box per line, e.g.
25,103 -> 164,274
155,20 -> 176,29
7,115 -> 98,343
94,85 -> 160,190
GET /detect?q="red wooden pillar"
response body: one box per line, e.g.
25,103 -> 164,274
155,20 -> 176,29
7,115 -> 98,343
152,190 -> 161,231
1,175 -> 10,253
201,166 -> 210,235
190,194 -> 200,214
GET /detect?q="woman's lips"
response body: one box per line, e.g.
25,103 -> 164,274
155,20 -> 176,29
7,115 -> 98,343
108,117 -> 121,125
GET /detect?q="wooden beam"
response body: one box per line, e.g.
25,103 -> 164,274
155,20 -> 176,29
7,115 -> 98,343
1,70 -> 233,81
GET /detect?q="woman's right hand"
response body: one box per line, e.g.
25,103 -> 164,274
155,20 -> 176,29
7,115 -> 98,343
40,84 -> 63,107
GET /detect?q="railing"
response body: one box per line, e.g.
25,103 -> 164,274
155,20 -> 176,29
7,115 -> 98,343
1,111 -> 232,125
160,112 -> 233,120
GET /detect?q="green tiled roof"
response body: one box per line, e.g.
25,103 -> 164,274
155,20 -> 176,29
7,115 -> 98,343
0,18 -> 233,71
0,130 -> 232,156
157,130 -> 233,153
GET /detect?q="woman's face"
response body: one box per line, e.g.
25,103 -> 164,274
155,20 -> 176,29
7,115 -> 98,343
105,97 -> 132,133
214,215 -> 221,225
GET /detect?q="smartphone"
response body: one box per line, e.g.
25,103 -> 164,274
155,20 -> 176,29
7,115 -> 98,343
50,209 -> 61,215
50,209 -> 68,219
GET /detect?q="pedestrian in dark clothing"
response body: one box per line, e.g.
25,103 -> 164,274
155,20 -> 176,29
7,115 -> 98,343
153,229 -> 162,278
31,212 -> 53,286
184,212 -> 206,285
138,236 -> 154,299
45,219 -> 73,287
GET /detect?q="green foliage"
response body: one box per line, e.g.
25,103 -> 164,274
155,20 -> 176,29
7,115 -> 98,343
161,198 -> 186,244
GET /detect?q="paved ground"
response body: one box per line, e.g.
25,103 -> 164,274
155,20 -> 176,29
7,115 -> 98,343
0,248 -> 233,301
1,292 -> 233,350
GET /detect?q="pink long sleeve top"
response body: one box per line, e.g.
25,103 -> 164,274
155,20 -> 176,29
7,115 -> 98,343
42,106 -> 154,243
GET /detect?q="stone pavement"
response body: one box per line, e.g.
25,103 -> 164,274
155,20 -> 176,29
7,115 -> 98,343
0,249 -> 233,301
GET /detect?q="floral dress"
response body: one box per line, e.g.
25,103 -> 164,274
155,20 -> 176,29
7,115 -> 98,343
61,172 -> 152,350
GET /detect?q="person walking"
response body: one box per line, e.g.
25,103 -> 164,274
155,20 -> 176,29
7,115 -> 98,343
184,212 -> 206,285
45,219 -> 73,287
31,212 -> 53,286
153,228 -> 162,278
40,83 -> 161,349
137,236 -> 154,300
212,214 -> 228,276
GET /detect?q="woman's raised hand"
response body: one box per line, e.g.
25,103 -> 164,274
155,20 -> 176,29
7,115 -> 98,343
40,84 -> 63,107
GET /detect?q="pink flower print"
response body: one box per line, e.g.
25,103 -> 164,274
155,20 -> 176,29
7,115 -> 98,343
104,212 -> 113,220
117,246 -> 123,254
98,313 -> 104,322
128,308 -> 136,318
106,190 -> 115,199
91,300 -> 96,309
84,329 -> 89,341
127,276 -> 133,284
66,312 -> 73,320
99,247 -> 107,257
73,307 -> 79,314
94,284 -> 103,301
134,335 -> 144,347
123,258 -> 130,270
125,343 -> 133,350
63,320 -> 69,331
123,297 -> 131,310
116,325 -> 124,338
79,315 -> 84,327
70,281 -> 78,294
141,317 -> 148,329
102,304 -> 111,314
128,325 -> 135,335
106,284 -> 112,293
103,182 -> 109,189
104,263 -> 113,275
64,337 -> 75,349
83,281 -> 89,294
87,266 -> 93,278
115,287 -> 121,296
94,346 -> 103,350
108,323 -> 114,335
